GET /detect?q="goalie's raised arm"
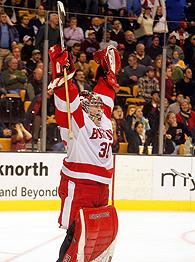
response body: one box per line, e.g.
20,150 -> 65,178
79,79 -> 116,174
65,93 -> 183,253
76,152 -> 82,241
48,44 -> 83,141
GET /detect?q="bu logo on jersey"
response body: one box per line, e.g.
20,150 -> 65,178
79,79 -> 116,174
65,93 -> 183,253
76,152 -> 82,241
89,128 -> 113,140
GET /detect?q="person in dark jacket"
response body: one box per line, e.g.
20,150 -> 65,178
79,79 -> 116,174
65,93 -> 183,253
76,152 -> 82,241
126,121 -> 151,154
35,13 -> 60,54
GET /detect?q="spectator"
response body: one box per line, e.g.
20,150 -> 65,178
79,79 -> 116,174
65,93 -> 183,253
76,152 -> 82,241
81,30 -> 100,61
152,0 -> 168,45
64,17 -> 84,49
135,6 -> 154,46
122,30 -> 137,66
112,105 -> 126,142
0,120 -> 11,138
1,57 -> 34,98
163,124 -> 175,154
26,49 -> 42,77
16,14 -> 34,43
166,33 -> 184,61
3,45 -> 25,70
176,99 -> 195,132
11,122 -> 32,151
126,121 -> 151,154
166,111 -> 191,154
165,66 -> 176,103
70,43 -> 81,63
122,53 -> 147,88
35,61 -> 44,71
176,67 -> 195,106
138,65 -> 159,101
0,12 -> 19,70
121,10 -> 139,32
110,19 -> 125,44
146,35 -> 162,61
99,30 -> 118,50
85,17 -> 103,43
29,4 -> 46,36
27,67 -> 43,96
153,54 -> 162,82
172,20 -> 189,49
126,107 -> 150,132
21,35 -> 34,64
184,34 -> 195,80
72,69 -> 92,93
126,104 -> 136,118
143,90 -> 160,134
35,13 -> 60,53
167,92 -> 184,115
74,52 -> 93,81
171,50 -> 186,68
135,43 -> 152,66
111,117 -> 119,153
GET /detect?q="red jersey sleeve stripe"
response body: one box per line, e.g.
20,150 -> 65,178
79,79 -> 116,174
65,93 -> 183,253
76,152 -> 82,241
63,160 -> 113,179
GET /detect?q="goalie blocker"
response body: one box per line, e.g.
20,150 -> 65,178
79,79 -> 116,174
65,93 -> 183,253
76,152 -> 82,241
59,205 -> 118,262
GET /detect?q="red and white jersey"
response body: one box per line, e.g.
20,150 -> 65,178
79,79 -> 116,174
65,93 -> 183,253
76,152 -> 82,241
52,75 -> 115,185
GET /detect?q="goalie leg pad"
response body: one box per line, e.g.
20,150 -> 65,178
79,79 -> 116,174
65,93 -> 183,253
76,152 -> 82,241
61,205 -> 118,262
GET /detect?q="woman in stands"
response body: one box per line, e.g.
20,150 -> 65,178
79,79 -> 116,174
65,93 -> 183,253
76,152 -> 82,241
165,112 -> 191,154
126,120 -> 151,154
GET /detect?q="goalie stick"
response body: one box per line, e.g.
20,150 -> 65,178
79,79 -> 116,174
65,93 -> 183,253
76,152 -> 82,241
57,1 -> 74,139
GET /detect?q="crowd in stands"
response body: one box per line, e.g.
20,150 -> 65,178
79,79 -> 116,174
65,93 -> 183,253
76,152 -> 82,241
0,0 -> 195,155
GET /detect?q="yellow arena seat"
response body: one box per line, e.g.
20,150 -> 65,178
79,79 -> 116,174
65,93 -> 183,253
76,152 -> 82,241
24,101 -> 31,112
119,86 -> 131,95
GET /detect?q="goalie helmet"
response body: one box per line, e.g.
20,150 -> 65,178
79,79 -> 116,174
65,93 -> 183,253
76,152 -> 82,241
80,90 -> 104,126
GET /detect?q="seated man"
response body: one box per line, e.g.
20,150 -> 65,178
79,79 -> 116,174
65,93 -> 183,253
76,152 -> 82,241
122,53 -> 147,91
138,66 -> 159,101
2,56 -> 34,100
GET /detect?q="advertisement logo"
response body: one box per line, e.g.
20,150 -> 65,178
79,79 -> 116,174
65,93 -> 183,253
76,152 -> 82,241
161,168 -> 195,191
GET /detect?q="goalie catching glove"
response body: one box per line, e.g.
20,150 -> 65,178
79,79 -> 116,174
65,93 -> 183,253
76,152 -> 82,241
93,45 -> 121,93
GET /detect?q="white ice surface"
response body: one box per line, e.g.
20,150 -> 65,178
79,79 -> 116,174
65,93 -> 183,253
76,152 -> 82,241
0,211 -> 195,262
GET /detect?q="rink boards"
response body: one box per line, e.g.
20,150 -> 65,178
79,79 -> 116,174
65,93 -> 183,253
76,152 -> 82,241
0,153 -> 195,211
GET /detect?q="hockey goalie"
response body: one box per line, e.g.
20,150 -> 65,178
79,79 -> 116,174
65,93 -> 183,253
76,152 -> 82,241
48,44 -> 121,262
